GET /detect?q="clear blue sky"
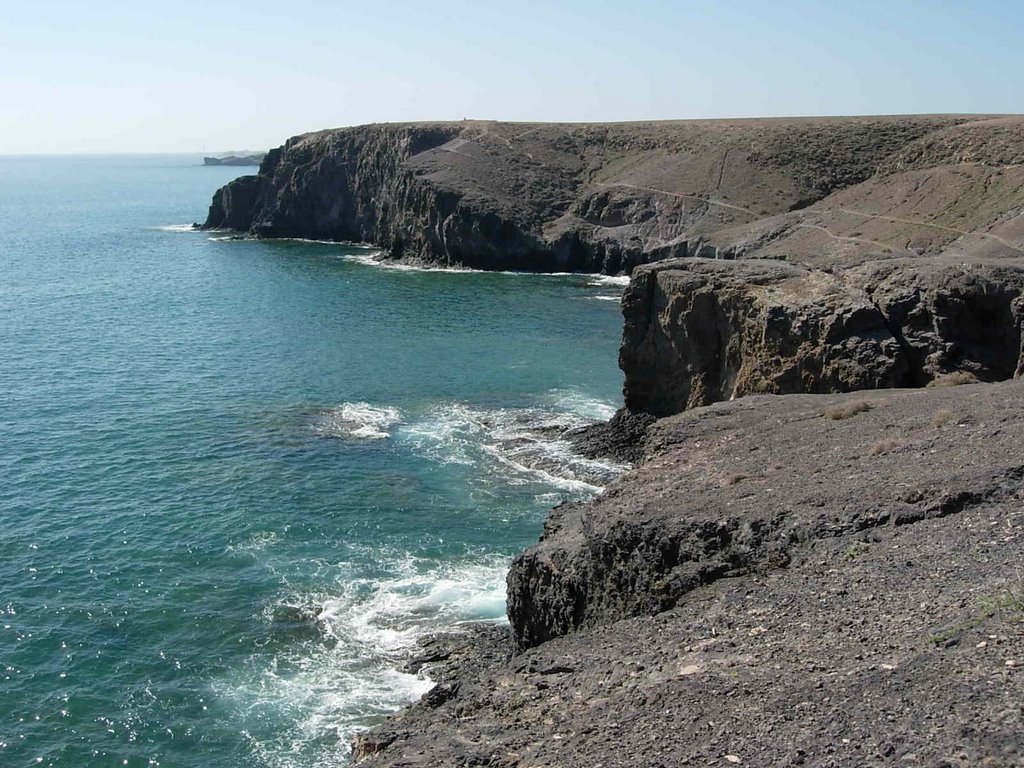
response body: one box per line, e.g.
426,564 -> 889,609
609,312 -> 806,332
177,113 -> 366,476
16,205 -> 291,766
1,0 -> 1020,153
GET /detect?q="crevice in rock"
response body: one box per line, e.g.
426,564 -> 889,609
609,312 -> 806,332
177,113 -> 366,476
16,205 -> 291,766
869,296 -> 928,388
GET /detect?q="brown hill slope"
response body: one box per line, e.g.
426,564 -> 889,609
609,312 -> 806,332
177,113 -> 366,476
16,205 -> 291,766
204,115 -> 1024,273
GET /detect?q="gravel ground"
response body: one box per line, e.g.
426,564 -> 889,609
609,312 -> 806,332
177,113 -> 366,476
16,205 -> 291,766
354,381 -> 1024,767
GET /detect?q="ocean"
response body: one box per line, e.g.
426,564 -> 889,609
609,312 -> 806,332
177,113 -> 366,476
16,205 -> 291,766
0,154 -> 626,767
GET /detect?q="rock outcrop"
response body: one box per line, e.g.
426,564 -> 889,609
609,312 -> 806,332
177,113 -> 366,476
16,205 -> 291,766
202,115 -> 1024,273
203,115 -> 1024,416
196,116 -> 1024,765
357,381 -> 1024,766
619,257 -> 1024,416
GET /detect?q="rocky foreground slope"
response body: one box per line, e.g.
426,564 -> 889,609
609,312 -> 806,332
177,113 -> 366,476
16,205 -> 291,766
355,381 -> 1024,766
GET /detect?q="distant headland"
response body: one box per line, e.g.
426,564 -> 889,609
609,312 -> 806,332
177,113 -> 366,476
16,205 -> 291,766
198,115 -> 1024,766
202,153 -> 265,167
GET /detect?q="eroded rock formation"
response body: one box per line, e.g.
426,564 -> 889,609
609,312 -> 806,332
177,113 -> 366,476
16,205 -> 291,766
359,382 -> 1024,766
203,116 -> 1024,273
619,257 -> 1024,416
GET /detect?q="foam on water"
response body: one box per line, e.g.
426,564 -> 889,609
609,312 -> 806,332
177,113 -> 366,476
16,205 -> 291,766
219,553 -> 509,766
342,252 -> 634,283
151,223 -> 199,232
341,252 -> 478,274
586,274 -> 631,287
0,155 -> 627,768
397,396 -> 626,494
311,402 -> 402,440
546,387 -> 619,421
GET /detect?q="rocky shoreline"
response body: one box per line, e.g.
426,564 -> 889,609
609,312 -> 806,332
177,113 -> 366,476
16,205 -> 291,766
354,381 -> 1024,766
198,115 -> 1024,765
202,115 -> 1024,276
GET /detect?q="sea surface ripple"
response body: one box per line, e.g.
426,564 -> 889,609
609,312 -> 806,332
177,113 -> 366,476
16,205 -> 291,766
0,155 -> 625,767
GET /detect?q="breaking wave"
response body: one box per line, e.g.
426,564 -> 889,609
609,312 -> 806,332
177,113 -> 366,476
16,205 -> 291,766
151,223 -> 199,232
311,402 -> 402,440
217,553 -> 508,766
397,395 -> 626,494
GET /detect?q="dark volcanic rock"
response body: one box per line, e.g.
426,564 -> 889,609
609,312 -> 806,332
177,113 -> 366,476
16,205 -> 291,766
356,381 -> 1024,767
619,257 -> 1024,416
567,408 -> 656,464
204,174 -> 261,231
201,115 -> 1020,274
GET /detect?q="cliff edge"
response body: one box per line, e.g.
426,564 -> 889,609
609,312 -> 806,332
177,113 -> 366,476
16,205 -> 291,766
202,115 -> 1024,274
202,115 -> 1024,764
356,382 -> 1024,766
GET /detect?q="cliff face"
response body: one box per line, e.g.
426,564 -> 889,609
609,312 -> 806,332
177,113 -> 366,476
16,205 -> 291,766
203,115 -> 1002,273
359,382 -> 1024,766
286,116 -> 1024,764
506,382 -> 1024,649
618,257 -> 1024,416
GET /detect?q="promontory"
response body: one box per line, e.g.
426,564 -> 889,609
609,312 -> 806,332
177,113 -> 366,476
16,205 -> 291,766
203,115 -> 1024,765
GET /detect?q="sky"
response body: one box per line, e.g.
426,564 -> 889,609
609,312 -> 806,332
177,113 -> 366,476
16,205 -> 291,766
0,0 -> 1020,153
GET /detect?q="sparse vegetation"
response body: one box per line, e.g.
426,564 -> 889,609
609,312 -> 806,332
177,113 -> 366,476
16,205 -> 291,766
932,408 -> 955,428
870,437 -> 904,455
927,372 -> 979,388
842,542 -> 871,561
824,400 -> 872,421
930,584 -> 1024,646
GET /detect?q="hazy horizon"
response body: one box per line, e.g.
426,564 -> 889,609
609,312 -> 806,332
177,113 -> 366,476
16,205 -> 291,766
2,0 -> 1021,154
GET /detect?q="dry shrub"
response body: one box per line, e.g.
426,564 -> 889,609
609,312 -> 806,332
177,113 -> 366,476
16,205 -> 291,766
824,400 -> 872,420
932,408 -> 955,428
870,437 -> 904,456
927,371 -> 979,388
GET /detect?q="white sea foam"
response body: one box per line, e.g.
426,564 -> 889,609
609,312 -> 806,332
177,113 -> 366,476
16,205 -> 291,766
546,387 -> 619,421
220,392 -> 625,766
397,397 -> 626,493
217,554 -> 509,766
341,252 -> 632,283
588,294 -> 623,301
312,402 -> 401,440
586,274 -> 631,287
341,252 -> 476,273
318,555 -> 510,647
151,223 -> 198,232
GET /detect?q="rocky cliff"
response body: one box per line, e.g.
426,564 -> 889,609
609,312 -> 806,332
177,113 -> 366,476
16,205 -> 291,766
357,381 -> 1024,766
205,116 -> 1024,408
618,256 -> 1024,416
202,115 -> 1024,274
199,116 -> 1024,765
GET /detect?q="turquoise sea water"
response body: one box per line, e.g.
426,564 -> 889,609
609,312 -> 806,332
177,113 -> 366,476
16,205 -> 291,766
0,155 -> 625,767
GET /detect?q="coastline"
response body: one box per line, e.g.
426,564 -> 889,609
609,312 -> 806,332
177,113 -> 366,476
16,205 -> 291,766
352,381 -> 1024,766
192,115 -> 1024,764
